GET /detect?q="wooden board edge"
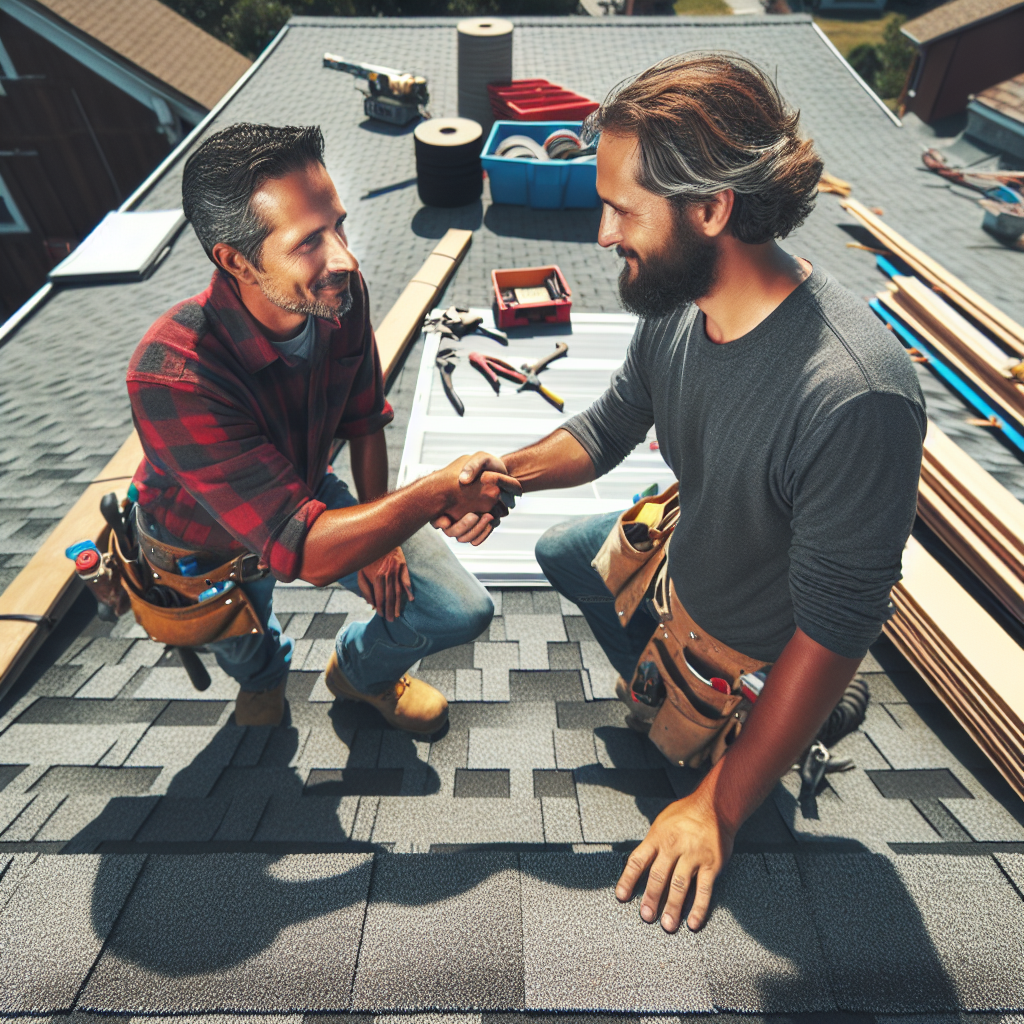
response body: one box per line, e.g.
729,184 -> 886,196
0,431 -> 143,699
375,228 -> 473,381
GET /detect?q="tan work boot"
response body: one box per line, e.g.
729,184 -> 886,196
324,650 -> 448,735
235,678 -> 286,726
615,674 -> 658,733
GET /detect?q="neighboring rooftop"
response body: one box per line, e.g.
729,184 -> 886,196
976,70 -> 1024,124
902,0 -> 1024,44
10,0 -> 252,110
1,14 -> 1023,1020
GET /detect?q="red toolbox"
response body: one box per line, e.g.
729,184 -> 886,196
488,79 -> 599,122
492,265 -> 572,329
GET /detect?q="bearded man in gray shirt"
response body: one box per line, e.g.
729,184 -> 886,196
437,53 -> 925,933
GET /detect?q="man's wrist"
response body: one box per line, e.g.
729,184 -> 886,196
695,758 -> 743,839
420,468 -> 459,519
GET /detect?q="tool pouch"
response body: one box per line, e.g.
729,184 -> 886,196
593,486 -> 769,769
111,531 -> 264,648
591,483 -> 680,626
642,579 -> 768,768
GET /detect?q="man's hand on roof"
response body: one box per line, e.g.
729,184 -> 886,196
615,785 -> 734,933
358,546 -> 414,622
433,452 -> 520,546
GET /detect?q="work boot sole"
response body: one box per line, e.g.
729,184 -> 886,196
324,651 -> 448,735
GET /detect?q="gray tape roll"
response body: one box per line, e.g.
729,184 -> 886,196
414,117 -> 484,208
457,18 -> 513,133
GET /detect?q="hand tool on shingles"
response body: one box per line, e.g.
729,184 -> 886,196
517,341 -> 568,411
435,347 -> 464,416
469,351 -> 565,413
427,306 -> 508,345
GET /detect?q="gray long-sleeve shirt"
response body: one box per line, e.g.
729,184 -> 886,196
564,267 -> 926,661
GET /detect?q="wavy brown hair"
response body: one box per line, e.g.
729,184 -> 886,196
584,52 -> 823,244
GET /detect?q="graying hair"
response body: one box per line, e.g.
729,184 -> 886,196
583,52 -> 822,244
182,123 -> 326,268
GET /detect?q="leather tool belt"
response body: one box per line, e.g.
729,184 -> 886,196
112,515 -> 266,648
593,484 -> 770,769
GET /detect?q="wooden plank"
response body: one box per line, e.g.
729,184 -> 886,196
0,432 -> 143,698
411,253 -> 459,288
917,478 -> 1024,625
430,227 -> 474,262
885,537 -> 1024,801
877,291 -> 1024,434
892,273 -> 1021,379
374,228 -> 473,379
842,197 -> 1024,356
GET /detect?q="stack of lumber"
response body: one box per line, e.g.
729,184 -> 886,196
840,199 -> 1024,799
0,229 -> 473,700
818,171 -> 852,197
919,422 -> 1024,627
887,536 -> 1024,803
842,197 -> 1024,359
876,272 -> 1024,434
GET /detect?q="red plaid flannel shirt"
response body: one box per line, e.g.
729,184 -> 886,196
127,268 -> 393,582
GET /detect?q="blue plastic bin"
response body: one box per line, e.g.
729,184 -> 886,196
482,121 -> 598,210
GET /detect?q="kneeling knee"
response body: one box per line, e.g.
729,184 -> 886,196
454,590 -> 494,643
535,521 -> 572,580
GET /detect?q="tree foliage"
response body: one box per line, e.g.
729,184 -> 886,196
162,0 -> 580,59
846,15 -> 915,101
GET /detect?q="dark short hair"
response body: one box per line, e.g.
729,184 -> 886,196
182,123 -> 326,267
584,53 -> 823,244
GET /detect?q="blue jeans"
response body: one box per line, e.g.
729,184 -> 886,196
535,511 -> 659,683
145,474 -> 493,695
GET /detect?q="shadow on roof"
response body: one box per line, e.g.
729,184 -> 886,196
67,722 -> 957,1011
410,201 -> 484,237
484,203 -> 602,243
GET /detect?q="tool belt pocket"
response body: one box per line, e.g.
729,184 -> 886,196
637,581 -> 769,769
112,532 -> 264,648
592,482 -> 679,625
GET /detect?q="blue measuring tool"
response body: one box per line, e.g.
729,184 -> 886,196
868,298 -> 1024,455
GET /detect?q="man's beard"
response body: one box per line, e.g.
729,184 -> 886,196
258,270 -> 353,321
616,205 -> 720,319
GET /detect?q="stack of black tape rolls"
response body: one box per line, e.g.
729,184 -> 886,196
457,18 -> 513,132
414,117 -> 484,208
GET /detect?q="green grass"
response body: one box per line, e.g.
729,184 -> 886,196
675,0 -> 733,15
813,12 -> 899,57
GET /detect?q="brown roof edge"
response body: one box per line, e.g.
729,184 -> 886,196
25,0 -> 251,111
901,0 -> 1024,45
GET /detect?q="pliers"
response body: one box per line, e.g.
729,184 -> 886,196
425,306 -> 508,345
468,352 -> 565,412
436,347 -> 463,416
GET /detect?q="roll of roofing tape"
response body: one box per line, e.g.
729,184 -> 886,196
414,117 -> 484,208
457,17 -> 513,131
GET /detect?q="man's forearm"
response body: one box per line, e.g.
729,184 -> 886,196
298,459 -> 516,586
700,626 -> 861,834
503,428 -> 596,492
349,429 -> 389,503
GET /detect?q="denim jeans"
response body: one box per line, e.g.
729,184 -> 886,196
141,473 -> 493,695
535,511 -> 659,683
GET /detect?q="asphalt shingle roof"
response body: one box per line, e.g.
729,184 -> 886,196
901,0 -> 1024,44
1,14 -> 1024,1019
30,0 -> 252,109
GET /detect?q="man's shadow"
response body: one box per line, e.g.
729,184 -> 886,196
76,716 -> 963,1014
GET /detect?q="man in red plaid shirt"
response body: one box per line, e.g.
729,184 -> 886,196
127,124 -> 517,729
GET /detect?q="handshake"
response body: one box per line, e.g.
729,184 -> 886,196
431,451 -> 519,546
